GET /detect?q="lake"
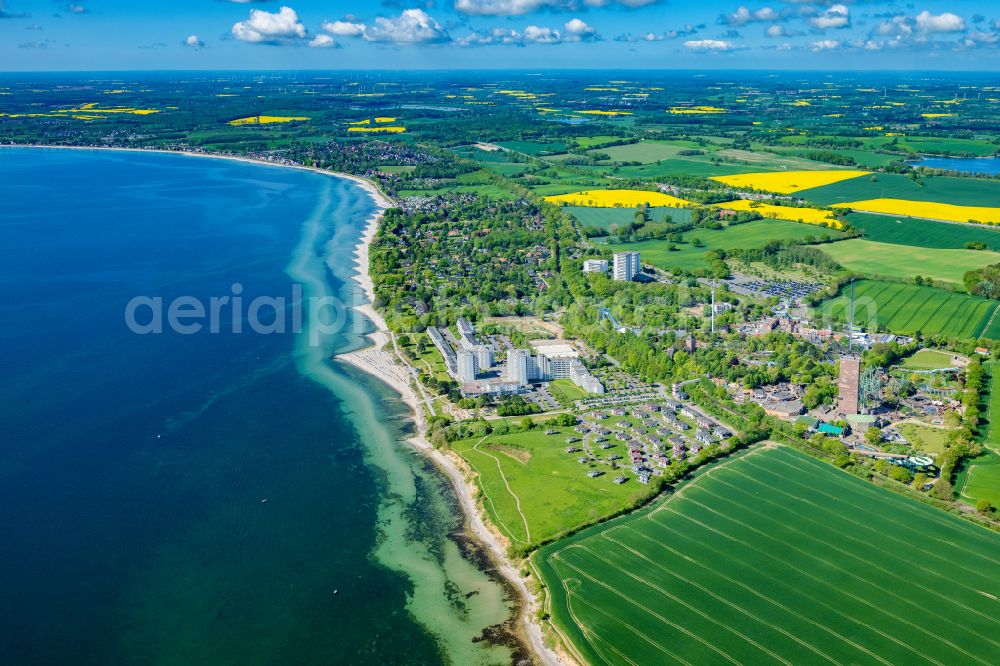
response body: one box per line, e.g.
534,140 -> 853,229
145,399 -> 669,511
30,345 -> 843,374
911,156 -> 1000,176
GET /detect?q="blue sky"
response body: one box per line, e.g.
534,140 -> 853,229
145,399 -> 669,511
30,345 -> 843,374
2,0 -> 999,70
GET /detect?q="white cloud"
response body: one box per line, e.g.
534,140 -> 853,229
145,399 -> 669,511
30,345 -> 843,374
454,27 -> 524,46
877,16 -> 914,37
183,35 -> 205,49
454,0 -> 659,16
809,4 -> 849,30
684,39 -> 738,51
614,24 -> 699,42
309,34 -> 335,48
524,25 -> 561,43
362,9 -> 448,43
322,20 -> 365,37
563,18 -> 597,41
231,6 -> 306,44
721,6 -> 782,27
326,9 -> 448,44
915,11 -> 965,34
962,30 -> 998,47
455,0 -> 546,15
811,39 -> 840,51
765,24 -> 786,38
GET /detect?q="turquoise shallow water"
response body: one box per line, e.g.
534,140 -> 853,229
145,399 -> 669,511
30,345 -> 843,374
0,148 -> 514,665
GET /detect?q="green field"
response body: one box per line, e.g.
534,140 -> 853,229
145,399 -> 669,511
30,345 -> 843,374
777,135 -> 998,157
604,219 -> 846,273
567,205 -> 693,231
766,145 -> 900,168
613,159 -> 762,179
898,424 -> 951,455
451,427 -> 653,547
596,140 -> 715,164
958,360 -> 1000,507
821,239 -> 1000,287
850,212 -> 1000,251
798,173 -> 1000,207
536,445 -> 1000,666
818,279 -> 998,340
899,348 -> 964,370
403,333 -> 452,382
497,140 -> 566,155
547,379 -> 589,406
574,135 -> 625,148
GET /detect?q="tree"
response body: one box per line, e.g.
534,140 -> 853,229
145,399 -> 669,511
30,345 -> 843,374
888,465 -> 913,484
865,427 -> 883,447
931,477 -> 954,500
976,498 -> 995,515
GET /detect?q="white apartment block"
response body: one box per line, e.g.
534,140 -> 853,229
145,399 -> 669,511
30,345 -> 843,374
612,251 -> 640,282
457,350 -> 478,383
583,259 -> 609,274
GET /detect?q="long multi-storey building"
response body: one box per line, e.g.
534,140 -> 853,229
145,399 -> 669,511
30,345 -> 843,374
613,251 -> 640,282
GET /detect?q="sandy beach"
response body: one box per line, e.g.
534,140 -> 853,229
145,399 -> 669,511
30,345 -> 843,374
335,191 -> 567,666
6,143 -> 564,666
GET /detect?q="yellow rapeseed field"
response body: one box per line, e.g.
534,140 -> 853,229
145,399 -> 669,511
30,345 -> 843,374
229,115 -> 310,126
0,104 -> 161,120
710,170 -> 870,194
832,199 -> 1000,225
714,200 -> 844,229
668,106 -> 727,115
578,110 -> 632,116
347,126 -> 406,134
544,189 -> 692,208
348,117 -> 398,125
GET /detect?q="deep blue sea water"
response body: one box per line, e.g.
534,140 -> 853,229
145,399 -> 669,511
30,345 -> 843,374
911,156 -> 1000,176
0,148 -> 513,665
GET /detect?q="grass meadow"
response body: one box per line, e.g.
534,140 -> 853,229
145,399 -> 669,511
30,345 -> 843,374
821,239 -> 1000,287
451,427 -> 654,547
898,348 -> 963,370
604,219 -> 845,272
536,445 -> 1000,666
566,205 -> 693,231
818,279 -> 998,340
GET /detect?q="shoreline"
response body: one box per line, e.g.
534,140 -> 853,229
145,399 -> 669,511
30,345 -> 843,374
336,200 -> 567,666
4,144 -> 563,665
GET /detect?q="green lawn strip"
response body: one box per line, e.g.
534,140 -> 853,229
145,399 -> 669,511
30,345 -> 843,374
451,439 -> 530,543
899,424 -> 951,455
547,379 -> 588,406
957,361 -> 1000,507
451,427 -> 652,547
899,349 -> 960,370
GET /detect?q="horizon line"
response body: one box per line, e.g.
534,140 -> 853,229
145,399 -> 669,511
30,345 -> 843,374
2,67 -> 1000,75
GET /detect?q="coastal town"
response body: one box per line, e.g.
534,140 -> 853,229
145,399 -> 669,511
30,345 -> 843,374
6,59 -> 1000,666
